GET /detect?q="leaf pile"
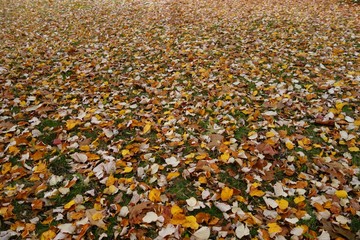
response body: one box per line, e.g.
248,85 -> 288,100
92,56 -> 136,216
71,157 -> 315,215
0,0 -> 359,239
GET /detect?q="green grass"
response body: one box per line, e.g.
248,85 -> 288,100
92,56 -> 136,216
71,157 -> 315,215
234,127 -> 249,140
11,199 -> 33,221
167,177 -> 197,201
351,216 -> 360,232
218,170 -> 247,191
193,204 -> 224,220
48,155 -> 72,175
297,204 -> 319,231
352,152 -> 360,166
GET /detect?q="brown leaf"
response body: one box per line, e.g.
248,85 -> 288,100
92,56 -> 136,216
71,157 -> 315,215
321,220 -> 356,240
256,143 -> 278,156
129,201 -> 153,225
207,134 -> 224,148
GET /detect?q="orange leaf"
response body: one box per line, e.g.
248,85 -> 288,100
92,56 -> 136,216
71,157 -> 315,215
85,153 -> 100,161
149,188 -> 161,202
32,199 -> 44,210
249,188 -> 265,197
8,146 -> 20,155
1,162 -> 11,174
221,186 -> 234,201
170,213 -> 186,225
32,151 -> 45,161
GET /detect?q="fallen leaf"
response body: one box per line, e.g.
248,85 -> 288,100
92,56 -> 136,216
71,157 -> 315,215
268,222 -> 282,234
142,211 -> 158,223
335,190 -> 348,198
193,226 -> 211,240
182,215 -> 199,230
276,199 -> 289,210
40,229 -> 56,240
220,186 -> 233,201
143,123 -> 152,134
149,188 -> 161,202
235,223 -> 250,238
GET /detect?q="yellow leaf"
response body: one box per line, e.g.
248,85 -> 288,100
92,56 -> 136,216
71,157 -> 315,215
268,222 -> 282,234
276,199 -> 289,210
198,176 -> 207,184
143,123 -> 151,134
220,152 -> 230,162
33,162 -> 47,173
122,166 -> 133,173
185,153 -> 195,159
105,185 -> 118,195
182,215 -> 199,230
171,205 -> 183,215
149,188 -> 161,202
335,102 -> 346,111
195,153 -> 208,160
354,120 -> 360,126
40,229 -> 56,240
92,211 -> 103,221
1,162 -> 11,175
349,146 -> 359,152
94,203 -> 102,211
106,174 -> 116,187
66,119 -> 80,130
79,145 -> 91,151
64,200 -> 76,210
266,131 -> 276,138
221,186 -> 234,201
167,171 -> 180,180
249,189 -> 265,197
121,149 -> 130,156
335,190 -> 348,198
248,131 -> 257,138
8,146 -> 20,155
285,141 -> 294,150
334,81 -> 343,87
294,196 -> 305,204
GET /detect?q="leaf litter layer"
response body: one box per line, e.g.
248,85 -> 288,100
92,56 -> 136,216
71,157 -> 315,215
0,0 -> 359,239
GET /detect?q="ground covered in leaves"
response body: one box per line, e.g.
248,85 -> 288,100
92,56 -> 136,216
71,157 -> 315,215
0,0 -> 359,239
